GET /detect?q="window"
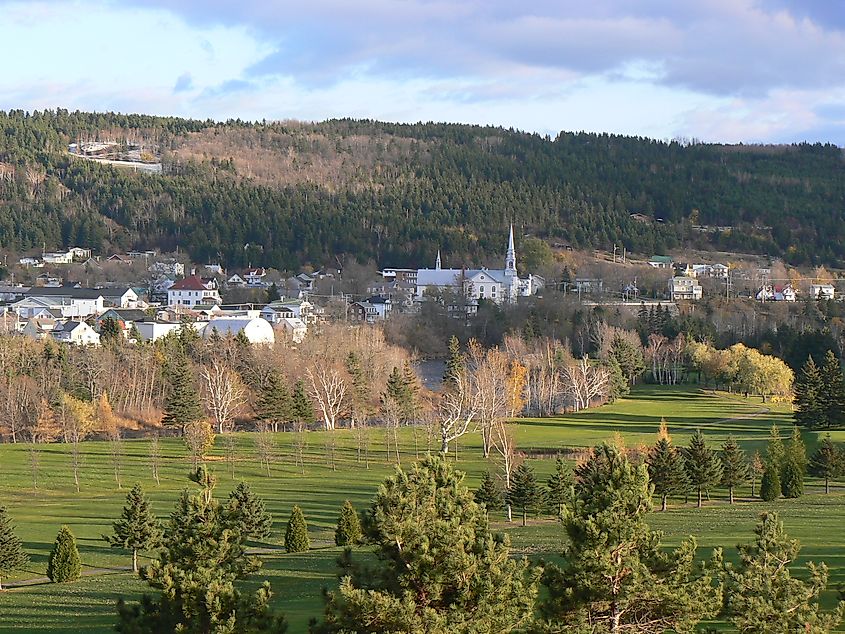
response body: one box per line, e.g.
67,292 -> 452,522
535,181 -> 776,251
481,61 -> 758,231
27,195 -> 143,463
479,285 -> 484,295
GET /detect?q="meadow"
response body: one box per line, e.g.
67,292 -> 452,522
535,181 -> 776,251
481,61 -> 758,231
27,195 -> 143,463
1,385 -> 843,632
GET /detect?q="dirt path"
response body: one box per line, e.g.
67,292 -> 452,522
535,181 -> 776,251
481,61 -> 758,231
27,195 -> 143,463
4,565 -> 131,589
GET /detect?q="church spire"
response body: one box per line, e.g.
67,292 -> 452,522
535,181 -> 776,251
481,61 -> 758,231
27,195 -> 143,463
436,249 -> 442,270
505,224 -> 516,276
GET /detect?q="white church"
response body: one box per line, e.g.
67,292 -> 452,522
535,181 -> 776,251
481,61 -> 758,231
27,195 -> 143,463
383,226 -> 544,306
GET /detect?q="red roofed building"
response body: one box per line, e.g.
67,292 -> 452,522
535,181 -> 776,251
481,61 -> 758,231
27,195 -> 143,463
167,275 -> 221,308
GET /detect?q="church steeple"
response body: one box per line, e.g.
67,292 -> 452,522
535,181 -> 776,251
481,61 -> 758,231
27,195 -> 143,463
505,224 -> 516,276
435,250 -> 442,270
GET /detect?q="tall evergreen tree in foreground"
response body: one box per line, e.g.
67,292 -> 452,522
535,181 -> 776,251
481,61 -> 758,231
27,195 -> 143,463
760,425 -> 784,501
312,455 -> 539,633
334,501 -> 362,547
683,430 -> 723,508
116,467 -> 286,633
227,482 -> 273,540
105,484 -> 162,573
536,444 -> 721,633
545,457 -> 573,518
291,380 -> 315,426
722,512 -> 844,633
794,355 -> 824,428
720,436 -> 749,505
809,434 -> 843,494
255,370 -> 291,433
0,506 -> 29,591
782,426 -> 807,499
647,432 -> 688,511
47,526 -> 81,583
161,356 -> 203,433
507,463 -> 544,526
284,506 -> 310,553
474,471 -> 503,512
442,335 -> 465,391
820,350 -> 845,429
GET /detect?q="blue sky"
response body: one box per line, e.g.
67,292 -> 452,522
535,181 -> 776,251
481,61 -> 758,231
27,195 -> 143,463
2,0 -> 844,144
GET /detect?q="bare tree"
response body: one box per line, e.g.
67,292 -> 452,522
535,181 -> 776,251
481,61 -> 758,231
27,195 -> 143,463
148,434 -> 161,485
58,393 -> 95,493
560,357 -> 610,412
490,418 -> 520,522
307,364 -> 348,431
223,433 -> 238,479
201,359 -> 246,434
293,421 -> 307,475
184,420 -> 214,470
254,423 -> 275,477
469,344 -> 510,458
438,369 -> 480,454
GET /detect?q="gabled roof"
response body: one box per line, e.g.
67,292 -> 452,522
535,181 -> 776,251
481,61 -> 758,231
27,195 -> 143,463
169,276 -> 211,291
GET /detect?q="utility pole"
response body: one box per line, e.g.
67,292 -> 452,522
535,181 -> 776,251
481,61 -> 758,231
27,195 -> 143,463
612,244 -> 618,263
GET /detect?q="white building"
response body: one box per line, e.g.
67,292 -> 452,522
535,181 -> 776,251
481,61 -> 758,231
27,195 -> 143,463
756,285 -> 797,302
279,317 -> 307,343
668,276 -> 703,301
811,284 -> 836,300
203,317 -> 275,344
52,321 -> 100,346
167,276 -> 222,308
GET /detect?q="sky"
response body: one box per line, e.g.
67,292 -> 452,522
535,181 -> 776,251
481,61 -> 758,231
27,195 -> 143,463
1,0 -> 844,144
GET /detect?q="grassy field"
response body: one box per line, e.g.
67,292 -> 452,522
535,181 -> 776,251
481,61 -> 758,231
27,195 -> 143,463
0,385 -> 843,632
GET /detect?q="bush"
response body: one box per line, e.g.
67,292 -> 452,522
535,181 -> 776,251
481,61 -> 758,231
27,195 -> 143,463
47,526 -> 81,582
284,505 -> 309,553
760,464 -> 781,502
334,500 -> 362,546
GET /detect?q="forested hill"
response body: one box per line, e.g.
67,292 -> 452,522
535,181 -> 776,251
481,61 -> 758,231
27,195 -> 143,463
1,109 -> 843,270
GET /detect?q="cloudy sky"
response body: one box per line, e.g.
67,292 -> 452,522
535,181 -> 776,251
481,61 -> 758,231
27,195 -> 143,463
2,0 -> 844,144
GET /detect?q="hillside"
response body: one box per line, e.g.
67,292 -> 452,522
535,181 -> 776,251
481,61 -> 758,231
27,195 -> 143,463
0,110 -> 843,270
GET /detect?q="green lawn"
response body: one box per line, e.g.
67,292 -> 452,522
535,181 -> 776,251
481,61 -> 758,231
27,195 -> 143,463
0,385 -> 842,632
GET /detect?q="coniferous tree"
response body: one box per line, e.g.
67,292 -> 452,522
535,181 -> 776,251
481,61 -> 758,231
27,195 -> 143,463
291,380 -> 315,427
47,526 -> 82,583
683,430 -> 723,508
720,436 -> 749,504
116,467 -> 287,633
313,455 -> 539,633
794,355 -> 824,428
474,471 -> 503,512
161,356 -> 203,433
647,435 -> 689,511
820,350 -> 845,429
722,512 -> 844,633
760,462 -> 782,501
227,482 -> 273,541
255,371 -> 290,433
537,444 -> 721,633
334,501 -> 362,547
809,434 -> 844,494
265,282 -> 280,303
605,356 -> 629,402
0,506 -> 29,591
507,463 -> 544,526
100,317 -> 123,345
105,484 -> 162,573
284,505 -> 309,553
782,426 -> 807,499
545,457 -> 573,518
442,335 -> 465,390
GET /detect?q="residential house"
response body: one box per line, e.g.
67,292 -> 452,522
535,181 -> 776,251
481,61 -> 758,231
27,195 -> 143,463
167,276 -> 222,308
756,285 -> 797,302
278,317 -> 307,343
365,295 -> 392,320
134,320 -> 184,342
21,317 -> 59,340
52,320 -> 100,346
648,255 -> 673,269
149,259 -> 185,277
349,301 -> 379,324
261,299 -> 316,324
668,276 -> 703,300
18,256 -> 43,268
42,251 -> 74,265
811,284 -> 836,300
574,278 -> 604,294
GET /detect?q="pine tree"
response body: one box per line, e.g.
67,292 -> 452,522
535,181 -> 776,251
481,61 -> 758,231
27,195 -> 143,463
809,434 -> 843,494
227,482 -> 273,540
442,335 -> 465,390
161,356 -> 203,432
334,501 -> 362,547
794,355 -> 825,428
255,371 -> 290,433
284,505 -> 309,553
545,457 -> 573,518
722,512 -> 844,633
605,356 -> 629,402
100,317 -> 123,345
313,455 -> 539,633
820,350 -> 845,429
760,462 -> 781,501
265,282 -> 280,303
683,430 -> 723,508
291,380 -> 315,426
750,451 -> 764,497
474,471 -> 503,512
507,463 -> 544,526
116,467 -> 287,633
47,526 -> 81,583
0,506 -> 29,591
782,426 -> 807,498
537,444 -> 721,633
720,436 -> 749,504
647,435 -> 689,511
400,362 -> 420,422
105,484 -> 162,573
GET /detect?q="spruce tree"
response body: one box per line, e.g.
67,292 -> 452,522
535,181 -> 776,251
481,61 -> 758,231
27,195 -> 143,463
537,444 -> 721,633
255,371 -> 290,433
647,436 -> 689,511
0,506 -> 29,591
683,430 -> 723,507
507,463 -> 544,526
474,471 -> 503,512
227,482 -> 273,540
284,505 -> 309,553
794,355 -> 824,428
442,335 -> 465,390
722,512 -> 844,633
161,356 -> 203,433
116,467 -> 287,632
760,462 -> 781,501
105,484 -> 162,573
313,455 -> 539,633
809,434 -> 843,494
720,436 -> 749,504
47,526 -> 81,582
291,380 -> 315,427
605,356 -> 629,402
782,426 -> 807,499
334,501 -> 362,547
545,457 -> 573,518
820,350 -> 845,429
